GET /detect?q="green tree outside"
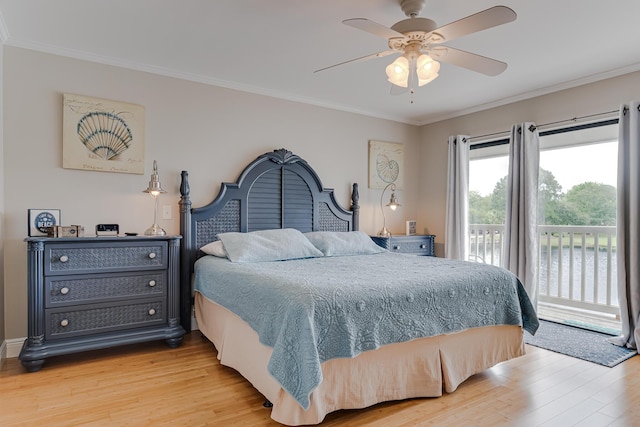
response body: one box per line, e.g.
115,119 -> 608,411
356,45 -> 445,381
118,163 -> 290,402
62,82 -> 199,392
469,169 -> 617,226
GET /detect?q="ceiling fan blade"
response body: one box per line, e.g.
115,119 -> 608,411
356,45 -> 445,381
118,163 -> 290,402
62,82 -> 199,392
432,6 -> 516,43
343,18 -> 405,40
432,46 -> 507,76
314,50 -> 397,73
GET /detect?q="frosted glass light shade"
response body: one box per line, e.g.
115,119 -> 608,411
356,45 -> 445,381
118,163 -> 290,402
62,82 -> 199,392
416,54 -> 440,86
386,56 -> 410,87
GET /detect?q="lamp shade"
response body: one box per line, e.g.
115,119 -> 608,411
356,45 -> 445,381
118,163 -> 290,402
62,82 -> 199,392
385,56 -> 410,87
386,192 -> 400,211
143,160 -> 167,197
416,54 -> 440,86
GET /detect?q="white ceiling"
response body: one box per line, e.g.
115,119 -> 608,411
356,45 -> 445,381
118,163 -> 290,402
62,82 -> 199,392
1,0 -> 639,125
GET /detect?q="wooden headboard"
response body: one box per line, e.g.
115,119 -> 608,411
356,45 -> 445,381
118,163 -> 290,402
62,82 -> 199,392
178,148 -> 360,330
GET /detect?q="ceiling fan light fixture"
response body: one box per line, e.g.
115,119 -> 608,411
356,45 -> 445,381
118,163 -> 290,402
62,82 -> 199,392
386,56 -> 410,87
416,54 -> 440,86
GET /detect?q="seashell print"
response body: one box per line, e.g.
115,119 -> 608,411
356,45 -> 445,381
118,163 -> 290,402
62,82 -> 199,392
76,111 -> 133,160
376,154 -> 400,183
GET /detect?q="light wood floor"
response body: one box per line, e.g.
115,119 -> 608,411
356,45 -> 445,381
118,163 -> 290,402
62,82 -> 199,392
1,332 -> 639,426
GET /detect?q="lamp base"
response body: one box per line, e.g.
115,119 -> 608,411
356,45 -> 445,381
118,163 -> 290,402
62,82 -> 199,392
378,227 -> 391,237
144,224 -> 166,236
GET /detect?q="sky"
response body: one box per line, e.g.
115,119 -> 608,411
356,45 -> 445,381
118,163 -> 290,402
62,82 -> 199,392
469,141 -> 618,196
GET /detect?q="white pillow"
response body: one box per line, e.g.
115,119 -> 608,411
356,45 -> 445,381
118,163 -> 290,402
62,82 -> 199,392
217,228 -> 323,263
200,240 -> 227,258
304,231 -> 386,257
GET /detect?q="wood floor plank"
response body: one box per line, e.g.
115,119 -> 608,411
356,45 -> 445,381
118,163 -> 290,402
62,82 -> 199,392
1,334 -> 639,426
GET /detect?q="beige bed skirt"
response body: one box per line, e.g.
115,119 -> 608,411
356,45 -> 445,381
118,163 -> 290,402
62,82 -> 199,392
195,292 -> 525,426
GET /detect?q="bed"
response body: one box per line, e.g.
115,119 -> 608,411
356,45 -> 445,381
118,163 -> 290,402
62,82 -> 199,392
178,148 -> 538,425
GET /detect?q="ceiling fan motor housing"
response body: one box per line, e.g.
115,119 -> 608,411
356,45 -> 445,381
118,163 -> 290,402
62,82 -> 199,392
390,17 -> 439,36
400,0 -> 427,17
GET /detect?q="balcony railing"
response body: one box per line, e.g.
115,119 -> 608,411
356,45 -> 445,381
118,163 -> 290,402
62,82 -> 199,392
469,224 -> 619,318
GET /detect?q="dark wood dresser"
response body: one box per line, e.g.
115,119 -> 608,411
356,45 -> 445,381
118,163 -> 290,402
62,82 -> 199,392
19,235 -> 185,372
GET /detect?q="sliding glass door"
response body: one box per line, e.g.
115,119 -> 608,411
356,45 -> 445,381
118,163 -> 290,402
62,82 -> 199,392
468,120 -> 620,331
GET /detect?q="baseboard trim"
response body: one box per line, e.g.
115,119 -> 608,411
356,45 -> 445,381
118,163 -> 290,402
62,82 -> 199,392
0,339 -> 6,368
6,337 -> 25,359
1,338 -> 24,367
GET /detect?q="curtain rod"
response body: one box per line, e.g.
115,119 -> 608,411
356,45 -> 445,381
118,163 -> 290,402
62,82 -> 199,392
465,109 -> 619,142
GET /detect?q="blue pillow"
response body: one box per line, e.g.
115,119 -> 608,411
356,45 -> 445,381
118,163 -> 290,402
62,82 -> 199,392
217,229 -> 323,262
304,231 -> 386,257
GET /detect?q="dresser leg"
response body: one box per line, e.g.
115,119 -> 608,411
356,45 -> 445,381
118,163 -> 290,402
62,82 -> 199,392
165,336 -> 183,348
21,359 -> 45,373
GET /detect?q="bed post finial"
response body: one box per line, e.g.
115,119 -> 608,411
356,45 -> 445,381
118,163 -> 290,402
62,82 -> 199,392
351,183 -> 360,231
180,171 -> 190,199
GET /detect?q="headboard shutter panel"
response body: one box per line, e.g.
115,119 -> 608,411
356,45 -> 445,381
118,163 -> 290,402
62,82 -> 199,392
248,168 -> 282,232
247,168 -> 314,232
283,169 -> 313,232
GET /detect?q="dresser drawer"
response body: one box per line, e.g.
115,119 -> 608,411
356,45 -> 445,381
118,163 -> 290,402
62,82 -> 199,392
45,241 -> 167,275
45,299 -> 166,340
389,236 -> 434,255
45,271 -> 166,308
371,235 -> 435,256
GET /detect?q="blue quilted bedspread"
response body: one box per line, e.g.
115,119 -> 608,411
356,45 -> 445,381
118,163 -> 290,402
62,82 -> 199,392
194,253 -> 538,409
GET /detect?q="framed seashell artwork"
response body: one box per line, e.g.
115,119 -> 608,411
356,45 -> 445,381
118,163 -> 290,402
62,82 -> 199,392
62,94 -> 145,174
368,140 -> 404,189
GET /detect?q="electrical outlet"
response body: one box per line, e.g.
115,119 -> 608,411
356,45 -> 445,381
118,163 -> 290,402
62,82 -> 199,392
162,205 -> 172,220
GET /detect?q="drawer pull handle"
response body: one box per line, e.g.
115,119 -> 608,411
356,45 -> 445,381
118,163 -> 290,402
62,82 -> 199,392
148,308 -> 156,316
393,245 -> 400,250
148,252 -> 157,259
60,287 -> 70,295
60,319 -> 69,327
59,255 -> 69,263
148,280 -> 157,287
420,244 -> 427,249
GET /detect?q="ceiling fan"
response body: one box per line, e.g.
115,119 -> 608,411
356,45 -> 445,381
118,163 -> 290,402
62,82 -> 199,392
315,0 -> 516,96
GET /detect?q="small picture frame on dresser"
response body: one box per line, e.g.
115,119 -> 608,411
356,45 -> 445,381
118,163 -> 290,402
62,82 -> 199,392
27,209 -> 61,236
406,220 -> 416,236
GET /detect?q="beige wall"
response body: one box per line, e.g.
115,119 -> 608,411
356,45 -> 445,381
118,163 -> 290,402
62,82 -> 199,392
2,47 -> 421,340
417,70 -> 640,256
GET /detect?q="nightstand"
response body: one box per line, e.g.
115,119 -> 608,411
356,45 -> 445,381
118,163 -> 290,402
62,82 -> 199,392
371,234 -> 435,256
19,235 -> 185,372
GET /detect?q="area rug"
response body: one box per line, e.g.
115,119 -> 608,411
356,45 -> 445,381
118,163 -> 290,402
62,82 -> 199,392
524,319 -> 637,367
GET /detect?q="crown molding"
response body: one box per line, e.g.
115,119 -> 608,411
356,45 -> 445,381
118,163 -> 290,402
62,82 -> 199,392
417,63 -> 640,126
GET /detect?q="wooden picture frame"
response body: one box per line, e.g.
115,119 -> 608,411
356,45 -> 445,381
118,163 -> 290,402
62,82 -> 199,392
28,209 -> 61,237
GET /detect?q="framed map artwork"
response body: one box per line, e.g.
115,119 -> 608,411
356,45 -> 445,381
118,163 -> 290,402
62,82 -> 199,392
368,140 -> 404,189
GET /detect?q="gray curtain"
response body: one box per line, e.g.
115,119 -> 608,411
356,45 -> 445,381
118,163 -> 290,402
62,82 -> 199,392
502,123 -> 540,307
445,135 -> 470,260
609,101 -> 640,350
